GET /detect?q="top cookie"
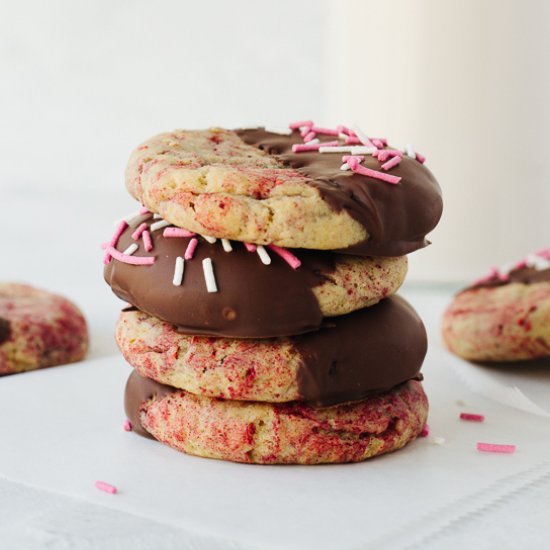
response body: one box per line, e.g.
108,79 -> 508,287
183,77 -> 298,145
125,125 -> 442,256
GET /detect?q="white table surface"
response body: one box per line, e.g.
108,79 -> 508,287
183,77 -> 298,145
1,187 -> 549,549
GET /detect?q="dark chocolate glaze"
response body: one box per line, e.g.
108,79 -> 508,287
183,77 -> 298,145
294,295 -> 427,406
235,128 -> 443,257
471,266 -> 550,290
123,295 -> 426,416
124,370 -> 175,438
105,215 -> 338,338
0,317 -> 11,345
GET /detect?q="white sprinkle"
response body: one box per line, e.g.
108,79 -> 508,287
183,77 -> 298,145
351,125 -> 372,147
499,262 -> 515,276
340,163 -> 350,171
202,235 -> 217,244
339,132 -> 348,140
172,257 -> 185,286
431,436 -> 446,446
265,126 -> 292,135
305,138 -> 320,145
202,258 -> 218,292
405,144 -> 416,158
221,239 -> 233,252
153,213 -> 163,219
114,209 -> 145,227
256,245 -> 271,265
150,220 -> 171,232
350,146 -> 377,155
123,243 -> 138,256
319,146 -> 377,155
534,258 -> 550,271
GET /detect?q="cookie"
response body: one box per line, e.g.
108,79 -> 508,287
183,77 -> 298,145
442,254 -> 550,361
116,295 -> 427,405
0,283 -> 88,375
104,213 -> 407,338
125,371 -> 428,464
125,126 -> 442,256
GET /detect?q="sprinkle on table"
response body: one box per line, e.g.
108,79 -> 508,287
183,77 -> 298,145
460,412 -> 485,422
123,420 -> 132,431
202,258 -> 218,292
431,436 -> 446,446
476,442 -> 516,454
95,481 -> 117,494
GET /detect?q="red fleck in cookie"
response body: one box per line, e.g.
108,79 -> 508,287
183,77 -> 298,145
125,371 -> 428,464
116,295 -> 427,405
442,250 -> 550,361
124,125 -> 442,256
103,211 -> 407,338
0,283 -> 88,375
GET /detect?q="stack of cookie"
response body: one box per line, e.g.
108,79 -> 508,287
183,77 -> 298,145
103,123 -> 443,464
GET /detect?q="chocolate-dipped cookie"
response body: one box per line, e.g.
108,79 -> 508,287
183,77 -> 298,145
104,213 -> 407,338
125,372 -> 428,465
116,295 -> 427,405
124,125 -> 442,255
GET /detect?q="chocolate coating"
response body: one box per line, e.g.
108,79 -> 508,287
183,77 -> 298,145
124,370 -> 175,438
236,128 -> 443,257
0,317 -> 11,345
105,215 -> 336,338
294,295 -> 426,406
471,266 -> 550,290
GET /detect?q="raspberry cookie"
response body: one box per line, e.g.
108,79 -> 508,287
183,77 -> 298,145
442,251 -> 550,361
116,295 -> 427,405
0,283 -> 88,375
104,212 -> 407,338
125,371 -> 428,464
125,127 -> 442,255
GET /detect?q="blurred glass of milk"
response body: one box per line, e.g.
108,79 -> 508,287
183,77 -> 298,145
325,0 -> 550,283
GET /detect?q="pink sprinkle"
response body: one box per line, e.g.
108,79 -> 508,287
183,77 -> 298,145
377,149 -> 403,162
289,120 -> 313,130
244,242 -> 257,252
477,442 -> 516,454
184,237 -> 199,260
101,244 -> 155,265
415,152 -> 426,164
336,125 -> 353,136
345,136 -> 361,145
103,220 -> 128,264
292,141 -> 338,153
303,130 -> 317,142
267,244 -> 302,269
163,227 -> 196,238
342,155 -> 365,164
138,206 -> 150,215
142,230 -> 153,252
420,423 -> 430,437
95,481 -> 117,494
460,412 -> 485,422
123,420 -> 132,431
348,160 -> 402,184
381,156 -> 402,171
311,126 -> 339,136
371,138 -> 385,148
535,248 -> 550,260
513,260 -> 528,270
131,222 -> 148,241
372,150 -> 380,158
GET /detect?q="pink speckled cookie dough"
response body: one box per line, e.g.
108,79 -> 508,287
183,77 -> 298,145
442,254 -> 550,361
0,283 -> 88,375
125,372 -> 428,465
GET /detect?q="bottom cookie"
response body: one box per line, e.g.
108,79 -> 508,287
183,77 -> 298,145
125,372 -> 428,464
